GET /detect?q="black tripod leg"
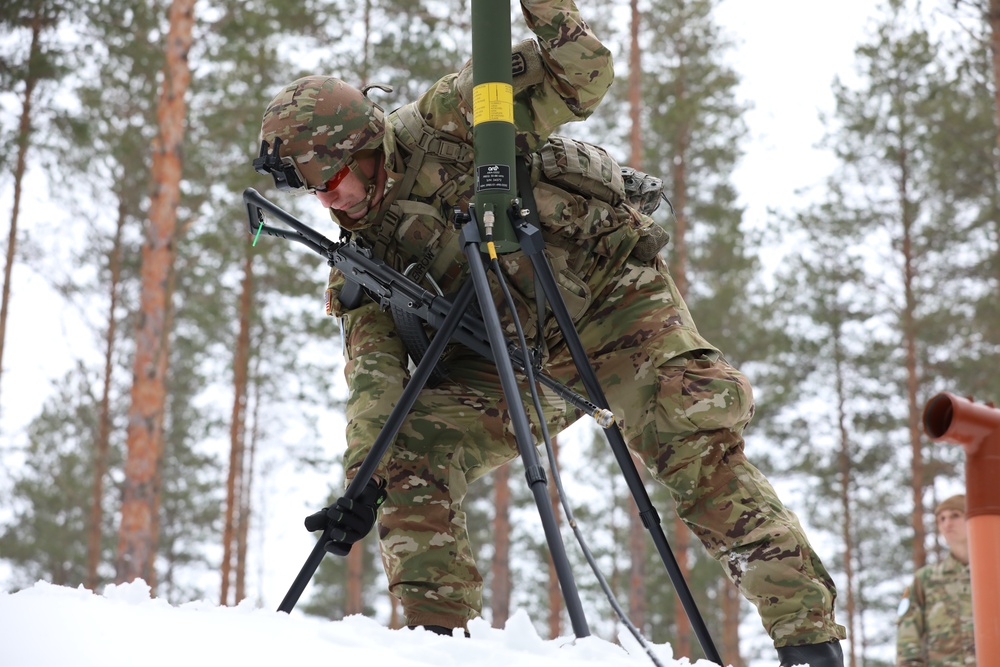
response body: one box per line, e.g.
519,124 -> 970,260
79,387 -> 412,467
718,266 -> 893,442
460,218 -> 591,638
515,222 -> 722,665
277,278 -> 478,613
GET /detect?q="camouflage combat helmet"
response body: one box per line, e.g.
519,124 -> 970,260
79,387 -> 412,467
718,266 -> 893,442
255,75 -> 386,193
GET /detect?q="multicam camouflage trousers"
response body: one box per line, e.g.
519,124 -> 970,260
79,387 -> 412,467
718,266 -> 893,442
346,257 -> 847,647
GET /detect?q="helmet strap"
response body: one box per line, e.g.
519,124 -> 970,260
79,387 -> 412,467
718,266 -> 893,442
340,197 -> 370,218
339,152 -> 382,217
331,150 -> 385,228
346,156 -> 372,191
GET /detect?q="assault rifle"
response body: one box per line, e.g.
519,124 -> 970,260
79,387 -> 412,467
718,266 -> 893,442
243,187 -> 614,427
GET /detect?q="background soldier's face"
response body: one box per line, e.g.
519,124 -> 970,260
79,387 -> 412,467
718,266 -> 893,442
936,509 -> 967,548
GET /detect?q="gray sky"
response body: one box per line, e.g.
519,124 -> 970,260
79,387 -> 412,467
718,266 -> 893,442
714,0 -> 885,231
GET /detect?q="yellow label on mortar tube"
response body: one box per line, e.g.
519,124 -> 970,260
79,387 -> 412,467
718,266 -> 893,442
472,83 -> 514,125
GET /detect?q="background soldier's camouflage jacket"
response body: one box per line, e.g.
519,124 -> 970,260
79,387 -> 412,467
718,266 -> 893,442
319,0 -> 846,647
896,554 -> 976,666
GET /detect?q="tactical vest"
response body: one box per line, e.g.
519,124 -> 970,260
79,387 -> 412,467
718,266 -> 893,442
362,105 -> 666,282
361,103 -> 476,290
340,99 -> 670,361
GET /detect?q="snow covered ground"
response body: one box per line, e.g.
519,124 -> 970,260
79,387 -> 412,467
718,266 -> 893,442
0,580 -> 723,667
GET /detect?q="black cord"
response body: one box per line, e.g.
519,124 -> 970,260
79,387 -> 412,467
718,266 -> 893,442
487,256 -> 666,667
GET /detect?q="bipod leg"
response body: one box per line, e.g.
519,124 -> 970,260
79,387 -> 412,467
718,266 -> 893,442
277,278 -> 478,613
514,221 -> 722,664
460,214 -> 591,638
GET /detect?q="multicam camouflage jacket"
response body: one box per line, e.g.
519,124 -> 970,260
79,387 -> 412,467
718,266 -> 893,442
323,0 -> 687,480
896,553 -> 975,667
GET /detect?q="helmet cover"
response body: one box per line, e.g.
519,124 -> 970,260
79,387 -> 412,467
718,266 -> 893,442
258,76 -> 384,192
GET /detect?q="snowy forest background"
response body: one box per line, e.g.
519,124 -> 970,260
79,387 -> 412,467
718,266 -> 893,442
1,0 -> 997,666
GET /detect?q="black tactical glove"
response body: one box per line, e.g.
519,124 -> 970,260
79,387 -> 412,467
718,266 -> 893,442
304,477 -> 387,556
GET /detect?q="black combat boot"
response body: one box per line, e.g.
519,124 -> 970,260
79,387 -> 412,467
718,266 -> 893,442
776,639 -> 844,667
407,625 -> 470,637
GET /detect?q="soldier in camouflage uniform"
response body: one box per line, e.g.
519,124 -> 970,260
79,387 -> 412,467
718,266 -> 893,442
896,495 -> 975,666
254,0 -> 846,663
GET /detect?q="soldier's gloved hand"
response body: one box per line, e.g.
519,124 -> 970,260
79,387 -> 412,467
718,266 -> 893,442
304,477 -> 387,556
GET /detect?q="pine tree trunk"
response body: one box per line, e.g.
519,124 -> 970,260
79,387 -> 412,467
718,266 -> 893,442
346,545 -> 364,614
991,0 -> 1000,162
234,448 -> 254,603
899,147 -> 925,569
222,249 -> 253,604
834,331 -> 858,667
670,90 -> 689,297
491,464 -> 511,628
147,233 -> 184,593
989,0 -> 1000,323
116,0 -> 196,586
624,470 -> 647,634
673,514 -> 692,657
720,578 -> 742,667
235,384 -> 260,603
626,0 -> 649,636
362,0 -> 372,85
87,200 -> 125,590
0,10 -> 42,419
669,67 -> 692,655
854,537 -> 872,662
627,492 -> 646,631
389,594 -> 401,629
628,0 -> 642,176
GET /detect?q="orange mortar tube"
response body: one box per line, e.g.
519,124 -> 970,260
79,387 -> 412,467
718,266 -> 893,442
922,391 -> 1000,667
